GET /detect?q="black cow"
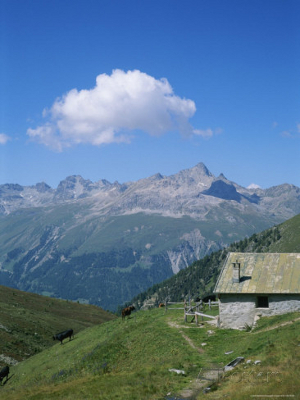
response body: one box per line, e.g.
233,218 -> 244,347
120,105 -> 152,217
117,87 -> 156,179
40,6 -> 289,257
53,329 -> 74,344
121,305 -> 135,320
0,366 -> 9,385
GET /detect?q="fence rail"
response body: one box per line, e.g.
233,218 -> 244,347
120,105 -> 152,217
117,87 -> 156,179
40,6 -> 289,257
156,298 -> 219,325
195,312 -> 216,319
143,298 -> 219,325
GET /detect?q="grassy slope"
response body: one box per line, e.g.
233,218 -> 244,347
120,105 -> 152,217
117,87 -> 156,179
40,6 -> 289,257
0,285 -> 116,365
1,307 -> 300,399
267,213 -> 300,253
205,312 -> 300,399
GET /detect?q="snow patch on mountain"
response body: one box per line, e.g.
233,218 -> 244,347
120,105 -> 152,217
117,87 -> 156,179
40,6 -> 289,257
247,183 -> 261,189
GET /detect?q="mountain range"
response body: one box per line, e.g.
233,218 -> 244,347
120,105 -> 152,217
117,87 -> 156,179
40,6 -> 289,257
1,162 -> 300,310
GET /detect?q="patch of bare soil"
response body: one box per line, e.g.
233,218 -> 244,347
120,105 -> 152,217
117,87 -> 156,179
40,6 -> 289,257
252,316 -> 300,334
179,368 -> 223,399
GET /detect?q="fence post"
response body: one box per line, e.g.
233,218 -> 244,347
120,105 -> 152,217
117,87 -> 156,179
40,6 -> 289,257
184,300 -> 187,322
196,302 -> 199,326
209,299 -> 211,310
165,297 -> 168,313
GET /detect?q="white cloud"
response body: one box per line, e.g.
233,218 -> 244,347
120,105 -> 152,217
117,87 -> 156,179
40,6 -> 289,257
27,69 -> 207,151
214,127 -> 223,135
281,130 -> 293,138
280,123 -> 300,138
193,128 -> 213,138
0,133 -> 10,145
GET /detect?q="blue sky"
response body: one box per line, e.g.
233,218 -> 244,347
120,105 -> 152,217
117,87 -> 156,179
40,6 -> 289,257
1,0 -> 299,189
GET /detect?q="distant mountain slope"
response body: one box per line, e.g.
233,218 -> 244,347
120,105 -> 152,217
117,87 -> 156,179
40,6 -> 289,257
1,162 -> 300,311
0,285 -> 115,365
132,213 -> 300,308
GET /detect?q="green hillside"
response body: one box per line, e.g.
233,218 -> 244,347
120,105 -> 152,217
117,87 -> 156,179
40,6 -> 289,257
266,213 -> 300,253
0,285 -> 116,365
132,214 -> 300,307
2,307 -> 300,399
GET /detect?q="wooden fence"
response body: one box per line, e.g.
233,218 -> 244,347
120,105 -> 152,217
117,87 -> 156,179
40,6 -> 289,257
161,299 -> 219,325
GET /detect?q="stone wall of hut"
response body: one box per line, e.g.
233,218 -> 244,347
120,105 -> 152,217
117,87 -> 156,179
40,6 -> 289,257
218,293 -> 300,329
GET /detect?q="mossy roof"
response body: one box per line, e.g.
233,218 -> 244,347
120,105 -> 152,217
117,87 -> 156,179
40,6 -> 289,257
214,252 -> 300,294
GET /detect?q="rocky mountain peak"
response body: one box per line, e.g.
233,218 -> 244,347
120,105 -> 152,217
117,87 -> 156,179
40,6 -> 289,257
0,183 -> 23,192
168,162 -> 214,190
149,173 -> 164,181
193,162 -> 213,177
96,179 -> 112,187
55,175 -> 94,200
218,173 -> 227,180
34,182 -> 52,193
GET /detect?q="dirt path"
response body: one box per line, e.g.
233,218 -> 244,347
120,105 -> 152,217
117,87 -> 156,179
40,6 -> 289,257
181,332 -> 204,354
252,316 -> 300,334
167,319 -> 222,399
167,320 -> 205,354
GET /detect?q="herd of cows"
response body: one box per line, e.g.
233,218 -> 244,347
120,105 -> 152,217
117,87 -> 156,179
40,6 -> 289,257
0,306 -> 136,386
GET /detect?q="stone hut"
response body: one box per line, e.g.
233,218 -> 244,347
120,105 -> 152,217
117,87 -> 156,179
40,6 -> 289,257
214,252 -> 300,329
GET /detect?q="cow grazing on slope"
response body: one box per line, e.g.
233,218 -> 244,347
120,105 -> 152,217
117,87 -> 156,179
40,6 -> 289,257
158,303 -> 165,308
121,305 -> 135,320
53,329 -> 74,344
0,366 -> 9,385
